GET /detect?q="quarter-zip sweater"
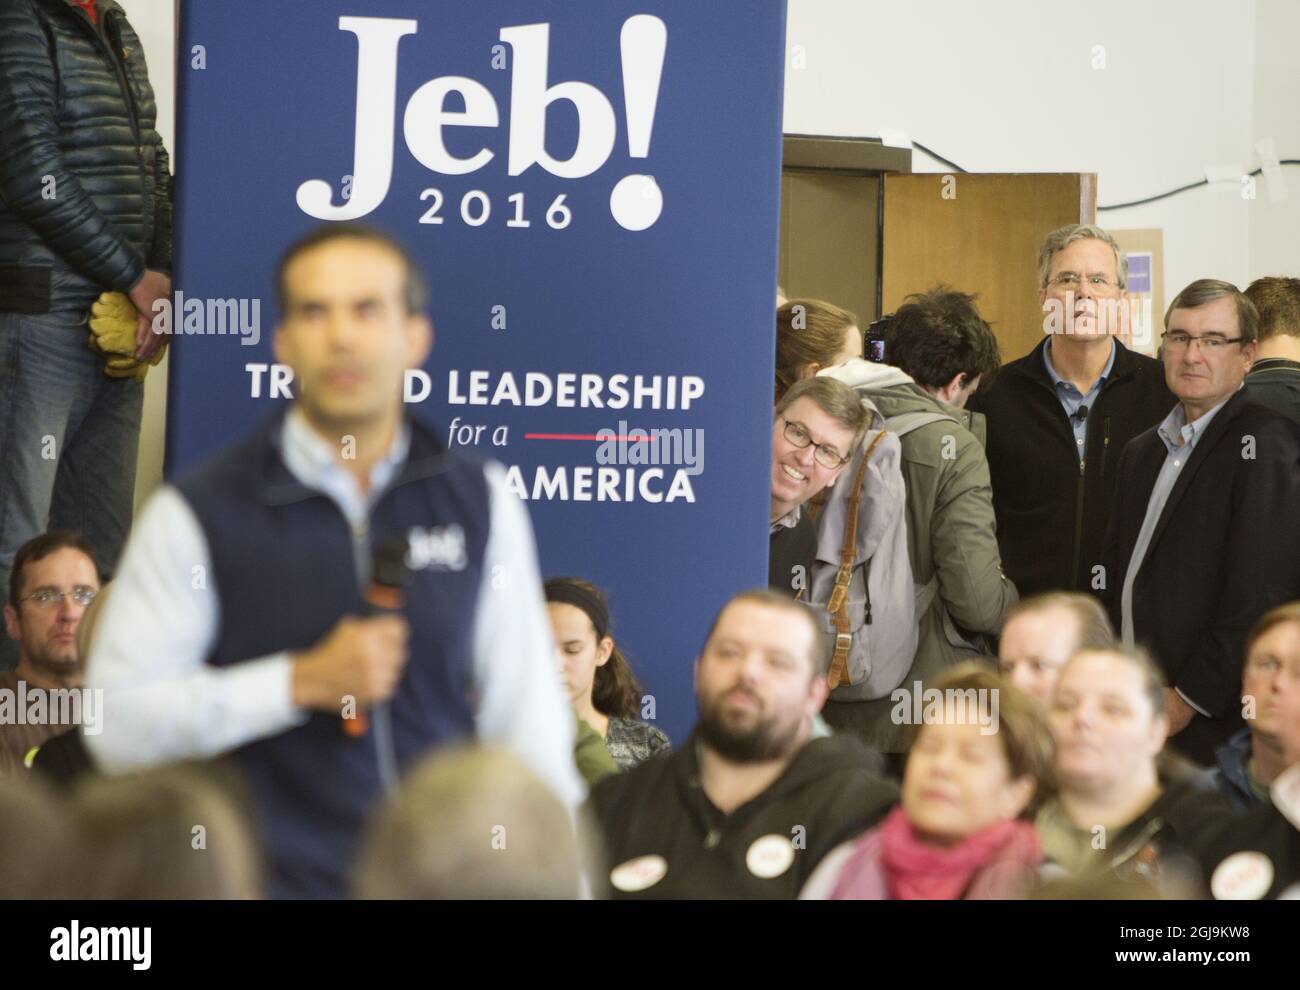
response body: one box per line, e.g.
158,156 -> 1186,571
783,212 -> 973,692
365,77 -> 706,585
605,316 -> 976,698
968,337 -> 1173,597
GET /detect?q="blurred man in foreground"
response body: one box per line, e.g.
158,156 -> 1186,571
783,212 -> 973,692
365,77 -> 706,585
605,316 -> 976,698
86,225 -> 580,897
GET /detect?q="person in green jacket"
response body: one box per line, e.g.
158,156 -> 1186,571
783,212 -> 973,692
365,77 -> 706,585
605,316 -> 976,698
818,290 -> 1018,755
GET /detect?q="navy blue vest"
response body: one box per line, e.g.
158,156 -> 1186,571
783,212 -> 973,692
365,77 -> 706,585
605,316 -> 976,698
175,410 -> 489,898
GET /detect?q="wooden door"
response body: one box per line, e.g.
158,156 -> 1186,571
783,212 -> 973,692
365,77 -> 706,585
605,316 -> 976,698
882,173 -> 1096,362
779,169 -> 880,325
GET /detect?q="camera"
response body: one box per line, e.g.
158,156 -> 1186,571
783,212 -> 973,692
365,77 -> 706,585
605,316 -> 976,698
864,313 -> 893,363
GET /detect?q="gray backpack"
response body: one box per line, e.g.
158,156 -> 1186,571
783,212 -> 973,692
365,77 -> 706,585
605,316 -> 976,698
809,408 -> 957,701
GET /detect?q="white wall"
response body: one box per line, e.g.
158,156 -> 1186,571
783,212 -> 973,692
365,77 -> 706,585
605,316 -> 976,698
1249,0 -> 1300,279
784,0 -> 1296,309
119,0 -> 174,511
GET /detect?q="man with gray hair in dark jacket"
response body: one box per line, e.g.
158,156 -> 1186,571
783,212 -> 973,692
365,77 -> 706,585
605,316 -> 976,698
968,224 -> 1173,601
0,0 -> 173,670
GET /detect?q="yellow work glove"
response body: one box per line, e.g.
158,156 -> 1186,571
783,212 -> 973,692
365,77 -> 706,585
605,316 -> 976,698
88,291 -> 139,356
104,354 -> 148,382
87,291 -> 167,380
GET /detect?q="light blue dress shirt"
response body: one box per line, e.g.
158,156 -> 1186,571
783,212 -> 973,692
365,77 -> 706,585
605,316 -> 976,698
1119,392 -> 1237,713
1043,338 -> 1116,460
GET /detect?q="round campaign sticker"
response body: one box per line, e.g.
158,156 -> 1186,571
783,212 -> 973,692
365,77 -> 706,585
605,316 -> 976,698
1210,851 -> 1274,901
746,834 -> 796,879
609,855 -> 668,893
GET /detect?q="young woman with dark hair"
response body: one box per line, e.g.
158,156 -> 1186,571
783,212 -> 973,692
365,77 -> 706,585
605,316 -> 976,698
545,577 -> 670,771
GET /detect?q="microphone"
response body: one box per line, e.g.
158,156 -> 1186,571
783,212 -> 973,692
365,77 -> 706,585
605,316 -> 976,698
344,538 -> 410,739
1072,403 -> 1090,423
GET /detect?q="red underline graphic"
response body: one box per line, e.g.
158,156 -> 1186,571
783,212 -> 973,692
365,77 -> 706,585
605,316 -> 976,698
524,433 -> 654,441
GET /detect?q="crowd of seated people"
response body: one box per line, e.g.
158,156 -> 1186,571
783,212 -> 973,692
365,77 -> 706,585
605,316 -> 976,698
4,579 -> 1298,900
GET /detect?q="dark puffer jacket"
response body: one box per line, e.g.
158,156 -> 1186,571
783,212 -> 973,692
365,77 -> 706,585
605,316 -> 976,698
0,0 -> 172,316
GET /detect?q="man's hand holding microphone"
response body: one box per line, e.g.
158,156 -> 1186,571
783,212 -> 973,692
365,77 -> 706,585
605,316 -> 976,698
289,540 -> 412,736
289,614 -> 409,726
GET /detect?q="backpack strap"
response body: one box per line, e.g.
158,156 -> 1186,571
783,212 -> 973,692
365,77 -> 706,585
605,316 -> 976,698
826,429 -> 887,690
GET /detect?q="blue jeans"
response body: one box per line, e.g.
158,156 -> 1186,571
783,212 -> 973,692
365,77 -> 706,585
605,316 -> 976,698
0,310 -> 143,669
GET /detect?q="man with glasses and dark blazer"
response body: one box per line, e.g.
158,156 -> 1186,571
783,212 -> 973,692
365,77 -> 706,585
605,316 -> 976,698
1102,279 -> 1300,765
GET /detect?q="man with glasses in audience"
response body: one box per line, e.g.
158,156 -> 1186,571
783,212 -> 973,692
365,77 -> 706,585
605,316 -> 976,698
1209,602 -> 1300,809
1,531 -> 100,775
1194,603 -> 1300,899
1103,279 -> 1300,765
769,377 -> 867,597
970,225 -> 1172,599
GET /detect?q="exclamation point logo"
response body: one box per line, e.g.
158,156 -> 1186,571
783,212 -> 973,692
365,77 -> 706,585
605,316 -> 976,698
609,15 -> 667,231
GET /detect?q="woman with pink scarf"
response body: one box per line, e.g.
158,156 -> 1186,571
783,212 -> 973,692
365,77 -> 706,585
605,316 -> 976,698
802,665 -> 1054,899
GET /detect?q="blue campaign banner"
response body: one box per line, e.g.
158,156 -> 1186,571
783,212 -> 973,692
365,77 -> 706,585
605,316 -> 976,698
169,0 -> 787,745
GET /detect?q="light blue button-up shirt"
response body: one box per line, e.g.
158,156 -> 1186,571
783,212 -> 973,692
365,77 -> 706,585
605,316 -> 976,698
1120,392 -> 1237,712
1043,338 -> 1116,460
280,405 -> 410,525
279,407 -> 411,587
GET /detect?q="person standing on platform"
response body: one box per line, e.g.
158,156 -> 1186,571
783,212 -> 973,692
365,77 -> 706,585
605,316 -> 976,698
0,0 -> 173,671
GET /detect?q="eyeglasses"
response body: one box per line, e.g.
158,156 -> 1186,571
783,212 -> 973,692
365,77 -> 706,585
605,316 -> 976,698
1047,272 -> 1121,293
780,418 -> 850,469
20,585 -> 97,608
1161,331 -> 1247,353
